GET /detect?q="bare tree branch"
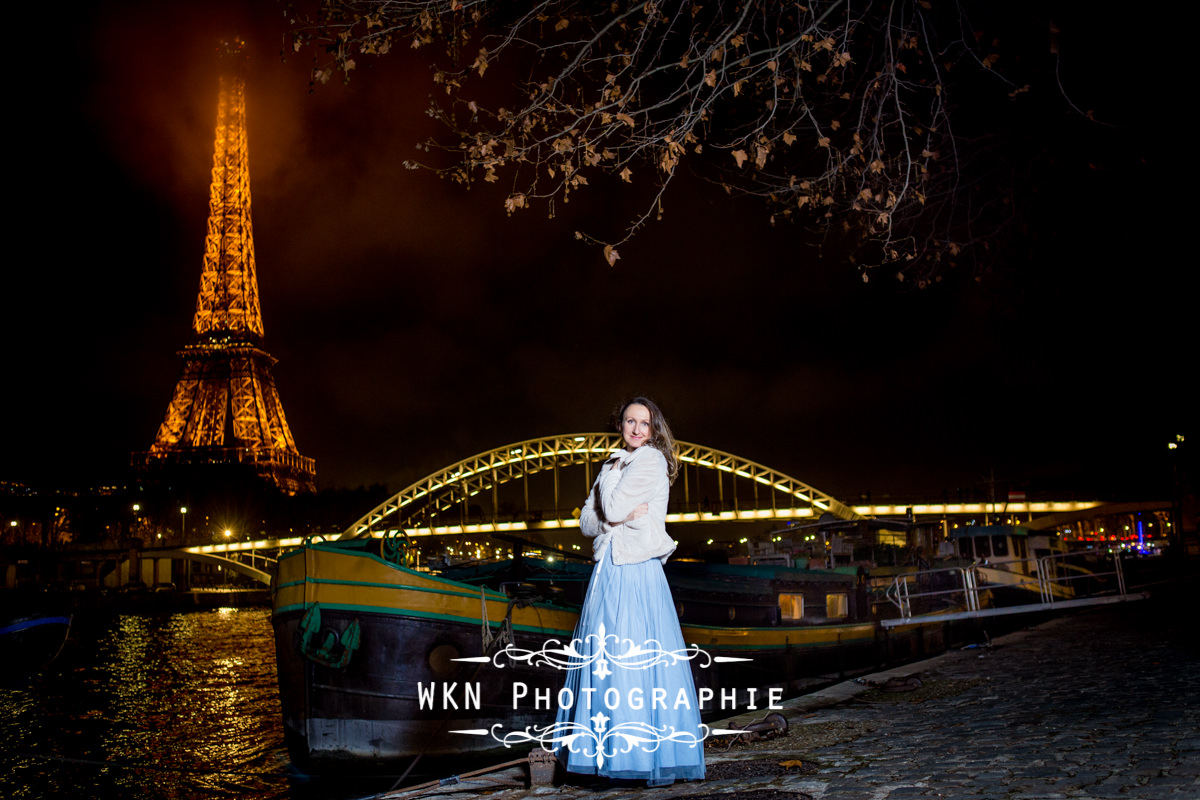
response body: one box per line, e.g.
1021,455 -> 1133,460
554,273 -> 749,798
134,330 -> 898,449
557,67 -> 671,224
288,0 -> 1044,282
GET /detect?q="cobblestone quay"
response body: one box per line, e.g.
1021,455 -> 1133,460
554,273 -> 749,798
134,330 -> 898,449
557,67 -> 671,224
762,596 -> 1200,800
390,586 -> 1199,800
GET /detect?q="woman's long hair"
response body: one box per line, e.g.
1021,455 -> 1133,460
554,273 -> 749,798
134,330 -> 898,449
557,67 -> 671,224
613,396 -> 680,484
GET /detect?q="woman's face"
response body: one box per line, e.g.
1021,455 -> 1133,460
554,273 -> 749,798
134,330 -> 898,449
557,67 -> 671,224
621,403 -> 653,450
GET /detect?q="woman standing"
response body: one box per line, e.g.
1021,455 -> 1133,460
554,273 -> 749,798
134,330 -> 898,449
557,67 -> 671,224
554,397 -> 706,786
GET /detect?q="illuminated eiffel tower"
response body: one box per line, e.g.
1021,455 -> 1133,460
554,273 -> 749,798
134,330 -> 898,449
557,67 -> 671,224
134,38 -> 316,495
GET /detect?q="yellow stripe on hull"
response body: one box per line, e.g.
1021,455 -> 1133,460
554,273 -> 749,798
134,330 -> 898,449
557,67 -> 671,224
275,545 -> 580,634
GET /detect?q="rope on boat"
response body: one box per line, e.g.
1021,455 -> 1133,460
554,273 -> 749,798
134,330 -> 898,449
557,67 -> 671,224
10,751 -> 297,779
480,587 -> 497,653
375,757 -> 530,799
480,585 -> 514,654
17,749 -> 527,800
15,749 -> 536,798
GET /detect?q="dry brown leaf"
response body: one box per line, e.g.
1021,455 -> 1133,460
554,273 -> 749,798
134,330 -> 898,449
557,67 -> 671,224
504,194 -> 526,214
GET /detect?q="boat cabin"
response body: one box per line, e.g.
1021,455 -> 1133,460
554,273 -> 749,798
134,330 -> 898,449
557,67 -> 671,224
940,525 -> 1067,575
663,561 -> 869,627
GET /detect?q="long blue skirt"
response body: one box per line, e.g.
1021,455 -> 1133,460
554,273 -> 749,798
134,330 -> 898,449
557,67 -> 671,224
554,544 -> 706,783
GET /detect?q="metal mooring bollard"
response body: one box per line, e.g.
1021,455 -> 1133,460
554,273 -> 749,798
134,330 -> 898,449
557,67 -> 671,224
733,711 -> 789,741
527,749 -> 557,785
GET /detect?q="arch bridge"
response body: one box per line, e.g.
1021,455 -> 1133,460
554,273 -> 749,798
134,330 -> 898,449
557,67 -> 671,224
93,544 -> 282,588
341,433 -> 861,539
160,547 -> 275,585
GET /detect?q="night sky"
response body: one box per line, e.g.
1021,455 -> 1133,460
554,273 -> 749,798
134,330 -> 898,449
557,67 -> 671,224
4,1 -> 1187,505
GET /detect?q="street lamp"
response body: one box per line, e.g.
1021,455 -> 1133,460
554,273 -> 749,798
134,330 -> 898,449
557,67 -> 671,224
181,507 -> 188,541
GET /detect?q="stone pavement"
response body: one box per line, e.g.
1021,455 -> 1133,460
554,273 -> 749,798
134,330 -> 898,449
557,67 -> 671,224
385,591 -> 1200,800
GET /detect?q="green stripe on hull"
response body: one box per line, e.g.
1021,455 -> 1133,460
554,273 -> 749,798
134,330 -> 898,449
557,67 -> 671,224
273,601 -> 577,637
275,575 -> 514,603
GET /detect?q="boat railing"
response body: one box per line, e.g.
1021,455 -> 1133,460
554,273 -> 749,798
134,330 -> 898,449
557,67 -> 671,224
884,551 -> 1132,625
1034,550 -> 1126,605
884,565 -> 981,618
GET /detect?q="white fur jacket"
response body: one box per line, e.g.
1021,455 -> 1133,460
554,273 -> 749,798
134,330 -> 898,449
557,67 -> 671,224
579,445 -> 676,565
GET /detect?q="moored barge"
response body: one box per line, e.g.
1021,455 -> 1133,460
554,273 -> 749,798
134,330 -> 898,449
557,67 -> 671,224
271,537 -> 958,769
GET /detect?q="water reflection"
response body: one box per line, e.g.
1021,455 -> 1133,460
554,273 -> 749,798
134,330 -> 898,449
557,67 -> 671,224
0,607 -> 395,799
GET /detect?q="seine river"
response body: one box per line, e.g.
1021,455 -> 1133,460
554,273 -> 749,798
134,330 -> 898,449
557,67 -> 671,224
0,607 -> 402,800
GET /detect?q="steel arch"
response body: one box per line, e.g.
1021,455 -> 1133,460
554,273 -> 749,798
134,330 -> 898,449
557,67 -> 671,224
155,548 -> 273,585
342,434 -> 859,538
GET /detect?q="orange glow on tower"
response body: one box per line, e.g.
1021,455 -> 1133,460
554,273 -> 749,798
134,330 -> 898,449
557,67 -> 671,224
133,39 -> 315,495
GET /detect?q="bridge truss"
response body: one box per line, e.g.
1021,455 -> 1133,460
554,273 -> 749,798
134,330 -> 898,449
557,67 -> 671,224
342,433 -> 860,539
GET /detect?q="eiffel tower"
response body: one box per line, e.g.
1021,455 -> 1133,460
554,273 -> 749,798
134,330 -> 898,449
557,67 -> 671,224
133,38 -> 316,496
